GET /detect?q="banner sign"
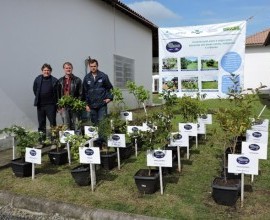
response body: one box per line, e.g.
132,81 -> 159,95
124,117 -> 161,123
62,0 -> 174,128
79,147 -> 101,164
147,150 -> 172,167
25,148 -> 41,164
228,154 -> 258,175
159,21 -> 246,98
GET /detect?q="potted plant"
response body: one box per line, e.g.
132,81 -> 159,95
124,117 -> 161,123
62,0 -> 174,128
58,95 -> 87,133
211,73 -> 264,206
0,125 -> 41,177
97,117 -> 117,170
110,87 -> 133,160
126,81 -> 150,117
65,134 -> 90,186
134,110 -> 173,194
47,125 -> 69,165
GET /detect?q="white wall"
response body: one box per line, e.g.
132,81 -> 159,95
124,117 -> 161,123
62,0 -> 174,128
244,46 -> 270,91
0,0 -> 152,129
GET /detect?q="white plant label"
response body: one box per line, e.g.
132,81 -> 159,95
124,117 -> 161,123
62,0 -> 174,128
169,132 -> 189,147
197,123 -> 206,134
147,150 -> 172,167
246,130 -> 268,145
251,118 -> 269,132
197,114 -> 212,124
179,123 -> 197,137
120,111 -> 133,121
241,141 -> 267,160
127,126 -> 143,134
59,130 -> 75,144
107,134 -> 126,148
228,153 -> 259,175
25,148 -> 41,164
84,126 -> 98,138
79,147 -> 101,164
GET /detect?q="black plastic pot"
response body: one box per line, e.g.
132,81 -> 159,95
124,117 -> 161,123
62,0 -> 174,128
48,149 -> 68,165
134,169 -> 160,194
119,142 -> 133,160
11,158 -> 32,177
212,177 -> 241,206
100,151 -> 117,170
71,164 -> 91,186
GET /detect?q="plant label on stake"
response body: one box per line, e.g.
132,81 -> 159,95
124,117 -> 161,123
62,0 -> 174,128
197,123 -> 206,134
242,141 -> 267,182
246,130 -> 268,145
197,114 -> 212,124
59,130 -> 75,164
169,132 -> 189,171
147,150 -> 172,195
251,118 -> 269,132
25,148 -> 41,180
242,142 -> 267,160
228,153 -> 259,207
108,134 -> 126,170
120,111 -> 133,121
127,126 -> 143,157
179,123 -> 198,148
79,147 -> 100,192
84,126 -> 98,139
79,147 -> 101,164
142,123 -> 157,132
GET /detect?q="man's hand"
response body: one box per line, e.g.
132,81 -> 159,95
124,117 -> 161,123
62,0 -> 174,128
103,99 -> 111,104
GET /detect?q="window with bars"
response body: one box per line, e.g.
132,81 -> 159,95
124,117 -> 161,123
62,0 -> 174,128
114,55 -> 134,88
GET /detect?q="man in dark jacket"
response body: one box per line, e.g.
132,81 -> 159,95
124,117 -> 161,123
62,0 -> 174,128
82,59 -> 113,125
58,62 -> 82,130
33,63 -> 60,140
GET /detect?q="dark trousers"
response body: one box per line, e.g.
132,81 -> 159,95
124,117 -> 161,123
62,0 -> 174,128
90,105 -> 107,126
37,104 -> 57,139
62,108 -> 80,130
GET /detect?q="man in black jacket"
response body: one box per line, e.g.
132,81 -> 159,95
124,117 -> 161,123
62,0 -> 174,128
33,63 -> 60,140
82,59 -> 113,126
58,62 -> 82,130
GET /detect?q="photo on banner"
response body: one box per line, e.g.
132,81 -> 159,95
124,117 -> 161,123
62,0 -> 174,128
158,20 -> 246,98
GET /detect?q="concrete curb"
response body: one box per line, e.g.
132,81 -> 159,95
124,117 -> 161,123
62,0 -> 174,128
0,190 -> 164,220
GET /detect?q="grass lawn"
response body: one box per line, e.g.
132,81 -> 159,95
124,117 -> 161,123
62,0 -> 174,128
1,95 -> 270,219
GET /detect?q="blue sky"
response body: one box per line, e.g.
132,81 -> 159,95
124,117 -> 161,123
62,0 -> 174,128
121,0 -> 270,36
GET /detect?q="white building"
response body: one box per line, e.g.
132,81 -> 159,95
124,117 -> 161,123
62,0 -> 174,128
245,28 -> 270,92
0,0 -> 158,129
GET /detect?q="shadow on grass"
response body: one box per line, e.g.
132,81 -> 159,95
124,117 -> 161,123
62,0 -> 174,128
163,173 -> 180,185
97,170 -> 118,182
